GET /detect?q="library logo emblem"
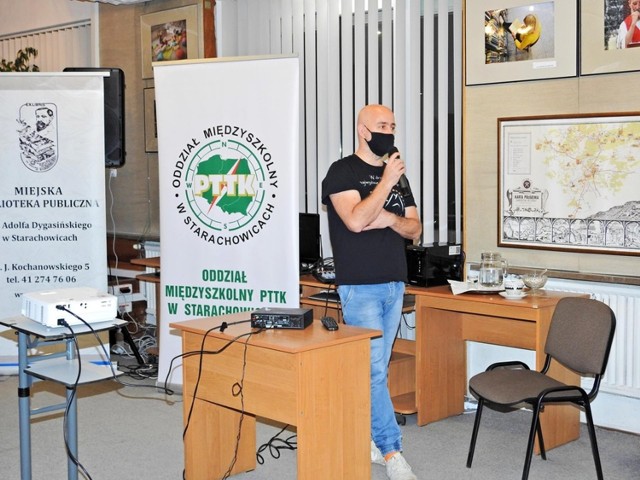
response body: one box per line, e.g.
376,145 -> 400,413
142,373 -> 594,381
173,127 -> 279,245
17,103 -> 58,172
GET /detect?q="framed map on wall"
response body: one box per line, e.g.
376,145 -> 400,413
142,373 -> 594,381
498,113 -> 640,255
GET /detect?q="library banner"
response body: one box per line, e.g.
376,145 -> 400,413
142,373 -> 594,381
0,73 -> 108,371
154,56 -> 300,385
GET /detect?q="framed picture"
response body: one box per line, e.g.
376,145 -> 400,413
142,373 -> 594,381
465,0 -> 578,86
580,0 -> 640,75
140,5 -> 202,79
143,87 -> 158,153
498,112 -> 640,255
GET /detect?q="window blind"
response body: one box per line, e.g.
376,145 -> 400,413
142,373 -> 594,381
0,21 -> 91,72
216,0 -> 462,247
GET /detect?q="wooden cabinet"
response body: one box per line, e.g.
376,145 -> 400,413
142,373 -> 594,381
388,338 -> 417,415
299,275 -> 417,415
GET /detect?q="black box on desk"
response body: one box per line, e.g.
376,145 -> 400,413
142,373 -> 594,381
406,243 -> 464,287
251,307 -> 313,329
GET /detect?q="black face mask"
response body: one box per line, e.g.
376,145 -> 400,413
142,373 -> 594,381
365,126 -> 395,157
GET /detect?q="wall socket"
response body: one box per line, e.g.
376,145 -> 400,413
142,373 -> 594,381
109,283 -> 133,295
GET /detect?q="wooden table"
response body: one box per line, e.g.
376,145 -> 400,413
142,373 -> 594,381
407,285 -> 586,451
299,274 -> 417,415
170,312 -> 380,479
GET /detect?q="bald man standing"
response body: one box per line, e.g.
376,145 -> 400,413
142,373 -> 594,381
322,104 -> 421,480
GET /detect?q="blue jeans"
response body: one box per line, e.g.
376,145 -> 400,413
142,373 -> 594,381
338,282 -> 404,456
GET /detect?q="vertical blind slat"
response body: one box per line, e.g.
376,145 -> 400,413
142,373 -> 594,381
327,0 -> 342,165
340,0 -> 355,157
353,0 -> 366,114
422,0 -> 436,244
437,0 -> 449,244
316,0 -> 329,220
381,0 -> 393,108
303,0 -> 318,217
453,0 -> 463,244
291,0 -> 306,209
406,0 -> 422,221
367,1 -> 379,104
270,0 -> 280,53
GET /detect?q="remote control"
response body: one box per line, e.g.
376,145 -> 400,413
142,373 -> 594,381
321,316 -> 339,331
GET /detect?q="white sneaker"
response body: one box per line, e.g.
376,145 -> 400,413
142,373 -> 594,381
385,452 -> 417,480
371,440 -> 385,465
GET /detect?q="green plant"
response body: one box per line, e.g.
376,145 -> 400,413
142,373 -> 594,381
0,47 -> 40,72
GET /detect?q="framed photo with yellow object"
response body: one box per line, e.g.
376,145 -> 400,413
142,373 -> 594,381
465,0 -> 577,85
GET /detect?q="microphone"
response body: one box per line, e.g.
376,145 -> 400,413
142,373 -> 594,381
388,147 -> 412,198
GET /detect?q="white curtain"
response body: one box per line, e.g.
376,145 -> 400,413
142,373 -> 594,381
0,22 -> 91,72
216,0 -> 463,248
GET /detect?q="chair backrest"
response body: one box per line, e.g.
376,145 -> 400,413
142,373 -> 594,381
544,297 -> 616,377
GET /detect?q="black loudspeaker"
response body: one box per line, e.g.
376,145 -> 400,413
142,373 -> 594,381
64,67 -> 126,168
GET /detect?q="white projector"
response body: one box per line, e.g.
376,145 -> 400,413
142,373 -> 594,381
22,287 -> 118,328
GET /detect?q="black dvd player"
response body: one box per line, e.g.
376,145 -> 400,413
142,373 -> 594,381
251,307 -> 313,329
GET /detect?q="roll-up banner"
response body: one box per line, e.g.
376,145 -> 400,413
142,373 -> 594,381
154,56 -> 300,386
0,72 -> 108,372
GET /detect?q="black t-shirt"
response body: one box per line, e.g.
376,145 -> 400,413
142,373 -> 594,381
321,154 -> 416,285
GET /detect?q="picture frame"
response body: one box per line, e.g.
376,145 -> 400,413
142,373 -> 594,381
465,0 -> 578,86
498,112 -> 640,255
140,5 -> 202,79
580,0 -> 640,75
143,87 -> 158,153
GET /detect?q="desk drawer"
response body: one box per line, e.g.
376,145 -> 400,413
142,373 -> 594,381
183,333 -> 298,425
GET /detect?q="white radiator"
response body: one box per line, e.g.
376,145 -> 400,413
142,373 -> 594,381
546,278 -> 640,399
142,241 -> 160,318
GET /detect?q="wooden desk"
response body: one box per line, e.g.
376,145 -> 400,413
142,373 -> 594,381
407,285 -> 586,451
171,312 -> 379,479
299,274 -> 417,415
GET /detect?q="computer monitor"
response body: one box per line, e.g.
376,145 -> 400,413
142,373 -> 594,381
299,212 -> 321,271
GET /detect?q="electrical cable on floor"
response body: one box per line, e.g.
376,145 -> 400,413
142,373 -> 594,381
256,424 -> 297,465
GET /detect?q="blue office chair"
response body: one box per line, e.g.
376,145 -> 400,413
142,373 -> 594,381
466,297 -> 616,480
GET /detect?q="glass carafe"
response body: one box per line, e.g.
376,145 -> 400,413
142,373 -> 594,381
479,252 -> 507,288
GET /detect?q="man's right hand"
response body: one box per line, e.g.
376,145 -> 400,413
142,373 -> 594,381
382,151 -> 405,189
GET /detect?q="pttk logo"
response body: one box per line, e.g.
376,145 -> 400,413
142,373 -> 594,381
173,126 -> 279,246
